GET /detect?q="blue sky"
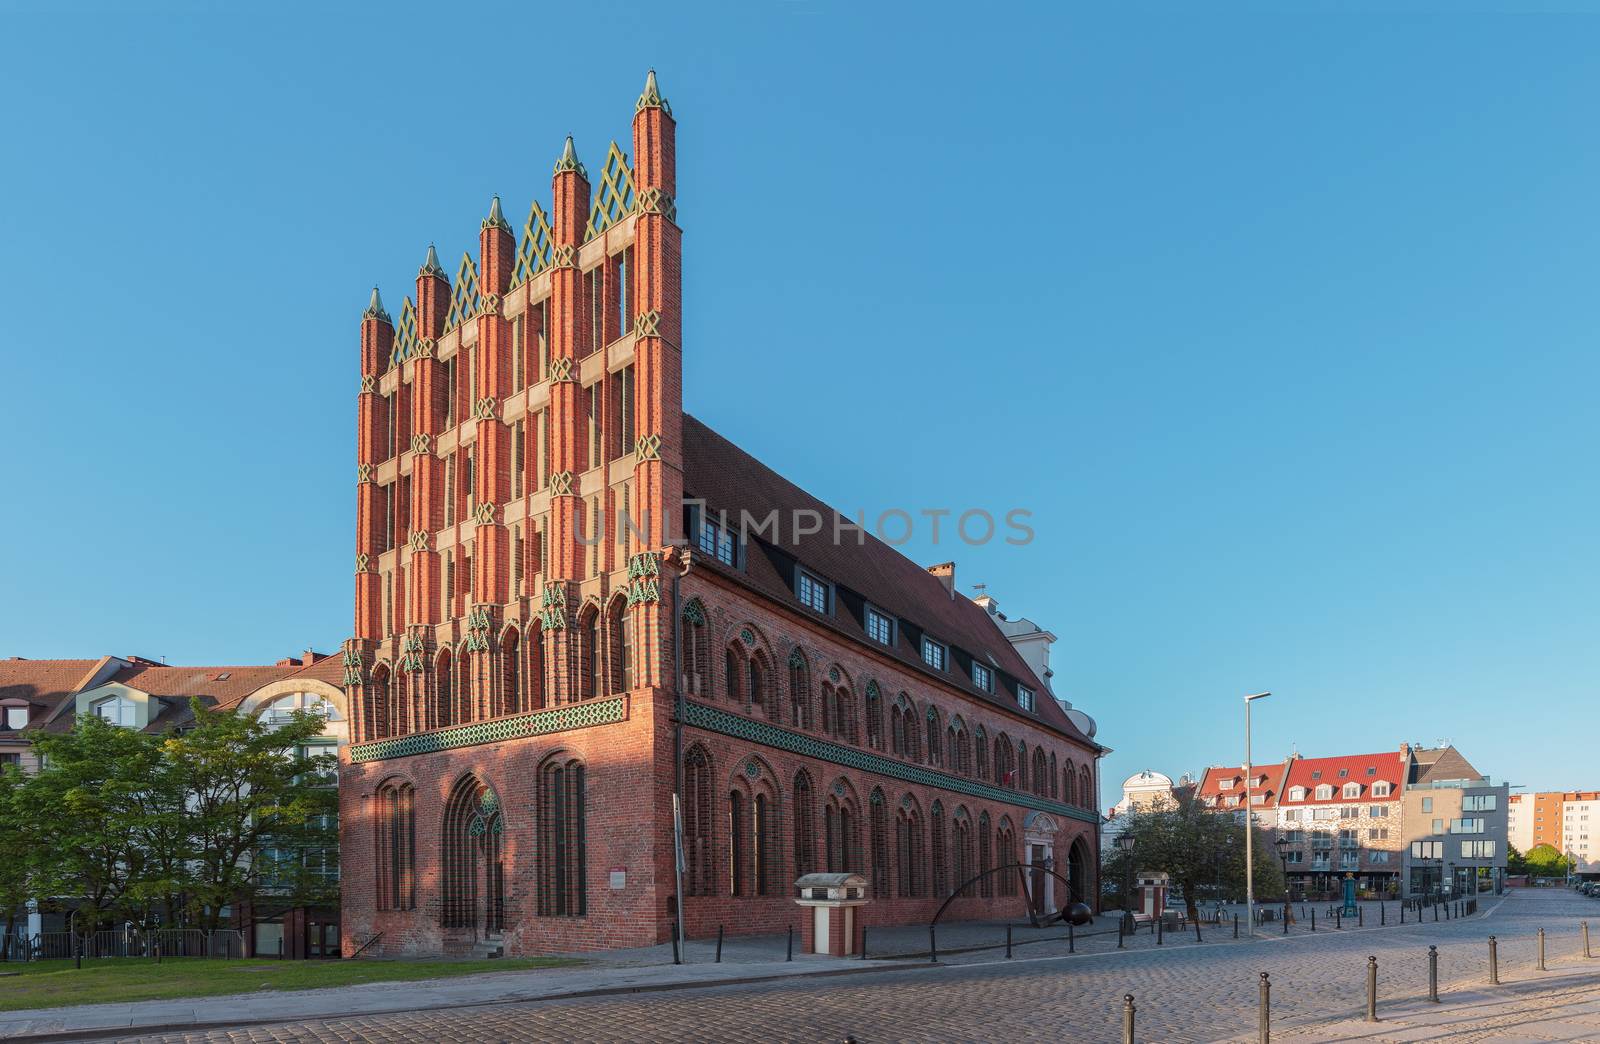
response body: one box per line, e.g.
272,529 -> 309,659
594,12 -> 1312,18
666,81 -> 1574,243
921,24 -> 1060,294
2,4 -> 1595,797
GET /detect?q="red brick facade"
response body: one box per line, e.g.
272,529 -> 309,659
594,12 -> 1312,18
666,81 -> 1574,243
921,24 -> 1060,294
339,73 -> 1102,957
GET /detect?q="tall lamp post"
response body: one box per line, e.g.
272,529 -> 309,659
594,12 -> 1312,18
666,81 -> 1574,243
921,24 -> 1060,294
1243,691 -> 1272,937
1275,836 -> 1293,925
1117,829 -> 1137,932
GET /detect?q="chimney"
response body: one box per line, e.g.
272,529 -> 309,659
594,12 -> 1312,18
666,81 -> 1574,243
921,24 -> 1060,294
927,561 -> 955,597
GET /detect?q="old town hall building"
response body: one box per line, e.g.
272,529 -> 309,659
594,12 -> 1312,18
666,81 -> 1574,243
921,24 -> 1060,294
338,73 -> 1105,956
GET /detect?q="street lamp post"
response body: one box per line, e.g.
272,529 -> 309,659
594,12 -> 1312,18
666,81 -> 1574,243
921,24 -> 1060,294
1243,691 -> 1272,937
1116,829 -> 1137,933
1275,836 -> 1293,925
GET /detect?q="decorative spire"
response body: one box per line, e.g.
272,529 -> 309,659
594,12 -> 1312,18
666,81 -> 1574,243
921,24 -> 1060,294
420,243 -> 445,278
636,69 -> 671,115
363,286 -> 391,323
482,195 -> 511,233
553,136 -> 587,178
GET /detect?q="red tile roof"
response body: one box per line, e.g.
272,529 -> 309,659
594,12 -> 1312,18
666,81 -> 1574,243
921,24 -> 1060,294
1196,762 -> 1288,809
682,414 -> 1094,748
1279,751 -> 1406,805
0,658 -> 107,734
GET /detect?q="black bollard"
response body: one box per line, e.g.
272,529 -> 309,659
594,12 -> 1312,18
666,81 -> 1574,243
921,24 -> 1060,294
1336,909 -> 1342,930
716,924 -> 724,963
860,926 -> 868,960
1120,918 -> 1126,949
1434,902 -> 1439,923
1311,909 -> 1316,932
671,920 -> 681,965
1427,945 -> 1439,1003
1195,916 -> 1202,943
1584,921 -> 1592,959
1366,955 -> 1378,1022
1123,994 -> 1136,1044
1259,972 -> 1271,1044
1157,917 -> 1164,946
1359,906 -> 1364,927
929,924 -> 938,964
1538,928 -> 1546,971
1400,902 -> 1405,925
1489,935 -> 1499,984
1069,921 -> 1075,953
1234,913 -> 1239,939
786,925 -> 793,962
1381,904 -> 1386,927
1006,924 -> 1013,959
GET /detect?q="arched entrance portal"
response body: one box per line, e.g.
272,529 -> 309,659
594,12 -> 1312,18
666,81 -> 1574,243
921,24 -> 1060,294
1021,811 -> 1061,916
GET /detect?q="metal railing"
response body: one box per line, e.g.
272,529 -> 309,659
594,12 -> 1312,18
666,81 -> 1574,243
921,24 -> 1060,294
1,928 -> 245,962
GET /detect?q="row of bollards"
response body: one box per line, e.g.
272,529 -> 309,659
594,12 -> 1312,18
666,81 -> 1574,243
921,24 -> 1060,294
1112,926 -> 1598,1044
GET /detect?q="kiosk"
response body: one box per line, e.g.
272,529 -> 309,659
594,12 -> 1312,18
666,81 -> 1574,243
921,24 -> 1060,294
794,873 -> 868,956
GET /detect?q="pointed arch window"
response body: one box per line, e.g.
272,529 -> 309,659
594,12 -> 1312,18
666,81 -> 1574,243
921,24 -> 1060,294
435,650 -> 455,729
365,664 -> 391,742
896,800 -> 925,898
974,726 -> 989,781
501,627 -> 521,716
725,645 -> 743,703
684,746 -> 714,896
953,808 -> 973,897
1080,766 -> 1092,809
793,771 -> 816,875
374,781 -> 415,911
578,608 -> 601,699
925,707 -> 943,767
1048,752 -> 1058,799
1064,759 -> 1076,806
865,682 -> 884,750
538,756 -> 586,916
996,819 -> 1018,897
681,599 -> 709,696
728,790 -> 746,896
1032,747 -> 1048,797
930,801 -> 947,897
788,650 -> 812,730
978,812 -> 993,898
824,790 -> 859,874
754,792 -> 775,896
869,790 -> 889,898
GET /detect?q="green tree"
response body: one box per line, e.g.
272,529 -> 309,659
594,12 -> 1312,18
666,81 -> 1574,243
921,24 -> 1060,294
0,765 -> 40,959
24,715 -> 164,933
1506,844 -> 1526,876
161,700 -> 336,930
1524,843 -> 1574,879
1104,793 -> 1285,922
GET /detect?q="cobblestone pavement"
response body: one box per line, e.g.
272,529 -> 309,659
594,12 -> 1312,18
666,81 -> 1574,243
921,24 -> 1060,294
111,890 -> 1600,1043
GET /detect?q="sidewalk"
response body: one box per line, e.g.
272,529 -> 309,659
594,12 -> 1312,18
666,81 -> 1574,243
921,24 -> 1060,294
0,951 -> 881,1041
0,901 -> 1498,1041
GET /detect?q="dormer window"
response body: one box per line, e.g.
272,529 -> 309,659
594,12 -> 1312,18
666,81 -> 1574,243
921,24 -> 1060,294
1372,781 -> 1392,797
797,569 -> 830,614
865,607 -> 894,646
697,514 -> 737,567
1288,786 -> 1306,801
92,695 -> 138,728
1311,770 -> 1322,780
1219,778 -> 1235,791
921,637 -> 947,671
1338,768 -> 1348,778
1342,782 -> 1361,798
1315,784 -> 1334,801
1017,685 -> 1035,712
971,661 -> 993,693
1366,767 -> 1377,776
3,706 -> 26,730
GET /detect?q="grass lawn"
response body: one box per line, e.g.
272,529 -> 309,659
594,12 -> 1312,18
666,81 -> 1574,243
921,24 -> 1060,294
0,956 -> 582,1012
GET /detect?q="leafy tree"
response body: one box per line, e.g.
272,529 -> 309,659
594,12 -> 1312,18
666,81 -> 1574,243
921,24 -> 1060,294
1524,843 -> 1574,879
1506,844 -> 1526,876
0,766 -> 39,959
1102,792 -> 1284,922
160,700 -> 336,930
24,715 -> 164,933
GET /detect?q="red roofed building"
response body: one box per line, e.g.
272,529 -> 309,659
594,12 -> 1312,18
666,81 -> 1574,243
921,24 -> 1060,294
1275,750 -> 1408,896
336,73 -> 1106,959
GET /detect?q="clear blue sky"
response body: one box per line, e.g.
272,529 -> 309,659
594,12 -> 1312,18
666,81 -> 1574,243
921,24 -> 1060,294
3,4 -> 1596,796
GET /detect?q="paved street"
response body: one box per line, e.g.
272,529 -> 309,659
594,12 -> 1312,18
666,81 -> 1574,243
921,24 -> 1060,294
93,889 -> 1600,1043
